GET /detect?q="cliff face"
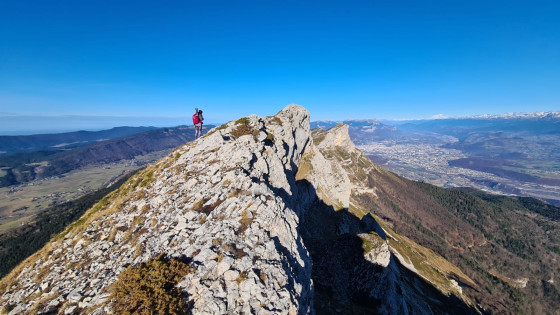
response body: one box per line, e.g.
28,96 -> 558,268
0,105 -> 477,314
296,124 -> 477,314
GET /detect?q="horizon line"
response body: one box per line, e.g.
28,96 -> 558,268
2,109 -> 559,122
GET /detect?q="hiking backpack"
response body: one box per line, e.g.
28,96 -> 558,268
192,113 -> 200,125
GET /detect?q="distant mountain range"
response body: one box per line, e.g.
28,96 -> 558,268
312,110 -> 560,124
0,125 -> 214,187
0,126 -> 158,154
459,110 -> 560,120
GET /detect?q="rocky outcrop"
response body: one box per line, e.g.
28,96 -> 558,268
0,104 -> 478,314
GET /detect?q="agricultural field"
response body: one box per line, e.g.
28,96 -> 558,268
0,150 -> 168,234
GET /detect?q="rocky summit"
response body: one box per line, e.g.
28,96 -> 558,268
0,105 -> 479,314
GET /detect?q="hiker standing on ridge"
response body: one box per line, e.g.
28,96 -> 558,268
193,108 -> 204,139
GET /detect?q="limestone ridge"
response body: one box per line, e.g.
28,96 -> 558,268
0,104 -> 477,314
0,105 -> 313,314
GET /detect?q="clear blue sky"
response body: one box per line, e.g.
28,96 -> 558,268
1,0 -> 559,131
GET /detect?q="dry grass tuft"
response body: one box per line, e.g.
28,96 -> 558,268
236,271 -> 248,285
231,117 -> 260,140
110,253 -> 193,314
222,243 -> 247,259
237,210 -> 253,235
192,198 -> 224,216
257,269 -> 267,283
216,253 -> 224,263
141,204 -> 151,214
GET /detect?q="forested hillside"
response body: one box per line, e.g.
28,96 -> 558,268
360,174 -> 560,314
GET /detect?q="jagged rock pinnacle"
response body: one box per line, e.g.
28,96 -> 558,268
314,123 -> 355,151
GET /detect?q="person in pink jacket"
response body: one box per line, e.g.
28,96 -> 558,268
192,109 -> 204,139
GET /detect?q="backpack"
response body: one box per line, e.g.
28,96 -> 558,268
192,113 -> 200,125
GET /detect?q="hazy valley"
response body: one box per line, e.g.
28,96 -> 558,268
313,113 -> 560,207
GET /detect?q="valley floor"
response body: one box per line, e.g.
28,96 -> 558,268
358,140 -> 560,206
0,150 -> 169,234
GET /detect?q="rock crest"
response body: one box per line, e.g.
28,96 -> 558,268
1,105 -> 313,314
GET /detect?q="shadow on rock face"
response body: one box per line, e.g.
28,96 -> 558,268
292,179 -> 480,315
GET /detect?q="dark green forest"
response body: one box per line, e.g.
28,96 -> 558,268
413,182 -> 560,314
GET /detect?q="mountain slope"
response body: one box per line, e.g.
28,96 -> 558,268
305,124 -> 560,313
0,106 -> 478,314
2,105 -> 555,314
